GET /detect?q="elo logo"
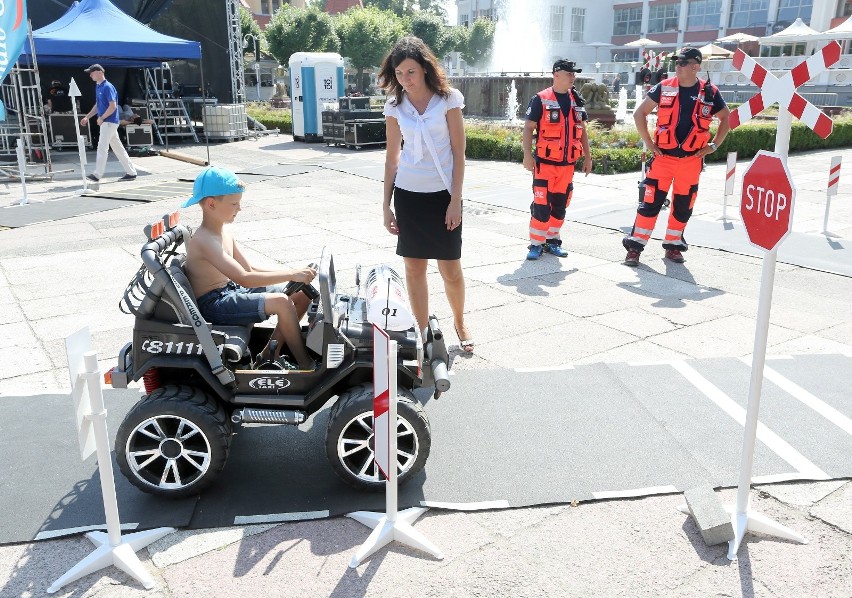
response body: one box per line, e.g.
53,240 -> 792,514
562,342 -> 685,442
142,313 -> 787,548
249,377 -> 291,390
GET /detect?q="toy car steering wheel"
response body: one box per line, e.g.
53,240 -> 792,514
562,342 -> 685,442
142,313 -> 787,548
282,263 -> 320,301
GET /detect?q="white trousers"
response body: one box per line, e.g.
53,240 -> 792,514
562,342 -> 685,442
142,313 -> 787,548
93,121 -> 136,179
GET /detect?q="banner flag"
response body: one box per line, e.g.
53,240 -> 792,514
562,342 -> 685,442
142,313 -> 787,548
0,0 -> 29,121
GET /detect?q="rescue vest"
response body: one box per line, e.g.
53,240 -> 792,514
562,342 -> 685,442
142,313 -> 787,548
654,76 -> 718,153
535,87 -> 584,164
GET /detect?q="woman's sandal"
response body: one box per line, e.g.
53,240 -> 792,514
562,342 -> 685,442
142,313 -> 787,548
455,326 -> 474,353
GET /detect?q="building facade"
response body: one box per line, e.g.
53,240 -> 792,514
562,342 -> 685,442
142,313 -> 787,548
457,0 -> 852,71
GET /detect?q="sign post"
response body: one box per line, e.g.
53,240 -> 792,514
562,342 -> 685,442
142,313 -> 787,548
347,326 -> 443,568
68,78 -> 89,193
823,156 -> 841,236
49,329 -> 174,594
719,44 -> 842,560
718,152 -> 738,221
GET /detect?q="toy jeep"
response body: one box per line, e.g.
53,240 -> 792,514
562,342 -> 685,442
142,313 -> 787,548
108,213 -> 450,498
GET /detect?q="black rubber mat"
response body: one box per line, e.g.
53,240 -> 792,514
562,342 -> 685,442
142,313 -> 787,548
0,197 -> 139,228
2,355 -> 849,543
0,391 -> 196,543
234,164 -> 320,177
85,181 -> 194,202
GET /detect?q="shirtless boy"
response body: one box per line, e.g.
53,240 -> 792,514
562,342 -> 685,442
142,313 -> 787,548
182,166 -> 317,369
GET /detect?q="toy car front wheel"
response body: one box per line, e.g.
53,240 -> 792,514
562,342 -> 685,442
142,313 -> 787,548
116,385 -> 231,498
325,383 -> 430,491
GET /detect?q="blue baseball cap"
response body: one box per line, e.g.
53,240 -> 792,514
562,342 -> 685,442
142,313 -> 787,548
182,166 -> 245,207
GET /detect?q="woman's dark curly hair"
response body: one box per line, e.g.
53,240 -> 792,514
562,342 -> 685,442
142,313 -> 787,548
378,36 -> 451,106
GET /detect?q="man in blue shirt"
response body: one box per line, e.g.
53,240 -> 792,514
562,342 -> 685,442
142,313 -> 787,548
80,64 -> 137,182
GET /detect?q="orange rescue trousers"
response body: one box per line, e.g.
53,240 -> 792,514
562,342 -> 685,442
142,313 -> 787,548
530,162 -> 575,246
623,153 -> 702,253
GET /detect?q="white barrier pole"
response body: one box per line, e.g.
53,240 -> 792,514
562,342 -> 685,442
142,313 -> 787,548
49,342 -> 174,594
719,151 -> 737,221
16,138 -> 28,205
347,330 -> 443,568
823,155 -> 840,236
726,109 -> 806,561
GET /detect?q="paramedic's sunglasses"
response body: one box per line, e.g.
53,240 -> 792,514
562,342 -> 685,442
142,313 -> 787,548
674,59 -> 698,67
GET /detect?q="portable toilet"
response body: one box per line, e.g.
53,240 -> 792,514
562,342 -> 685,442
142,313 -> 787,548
289,52 -> 345,142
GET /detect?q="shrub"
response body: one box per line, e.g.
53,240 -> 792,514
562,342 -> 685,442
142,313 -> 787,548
247,104 -> 292,134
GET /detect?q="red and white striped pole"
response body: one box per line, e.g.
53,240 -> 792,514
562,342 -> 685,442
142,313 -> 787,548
823,156 -> 841,236
719,151 -> 738,221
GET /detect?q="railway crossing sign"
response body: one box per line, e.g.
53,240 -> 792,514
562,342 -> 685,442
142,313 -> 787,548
728,41 -> 842,138
740,151 -> 795,251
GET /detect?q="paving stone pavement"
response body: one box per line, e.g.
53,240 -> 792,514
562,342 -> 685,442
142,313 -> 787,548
0,136 -> 850,597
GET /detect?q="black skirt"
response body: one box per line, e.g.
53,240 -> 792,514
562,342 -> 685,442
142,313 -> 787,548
394,186 -> 462,260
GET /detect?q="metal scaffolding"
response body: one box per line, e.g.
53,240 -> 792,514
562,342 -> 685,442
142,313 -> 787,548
227,0 -> 246,105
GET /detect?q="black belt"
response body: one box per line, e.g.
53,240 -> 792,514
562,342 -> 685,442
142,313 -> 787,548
660,147 -> 699,158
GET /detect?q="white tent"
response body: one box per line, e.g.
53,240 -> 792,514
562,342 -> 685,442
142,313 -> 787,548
809,15 -> 852,41
759,17 -> 822,45
698,43 -> 735,58
716,32 -> 759,44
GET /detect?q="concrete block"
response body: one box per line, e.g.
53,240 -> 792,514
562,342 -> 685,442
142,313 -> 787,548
683,485 -> 735,546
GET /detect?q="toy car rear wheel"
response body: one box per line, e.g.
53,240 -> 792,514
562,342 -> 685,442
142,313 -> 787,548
325,383 -> 430,491
116,385 -> 231,498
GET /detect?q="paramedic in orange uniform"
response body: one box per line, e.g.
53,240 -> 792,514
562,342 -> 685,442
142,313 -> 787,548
623,47 -> 730,266
522,59 -> 593,260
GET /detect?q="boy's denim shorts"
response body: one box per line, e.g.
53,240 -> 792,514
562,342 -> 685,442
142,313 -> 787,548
196,281 -> 289,326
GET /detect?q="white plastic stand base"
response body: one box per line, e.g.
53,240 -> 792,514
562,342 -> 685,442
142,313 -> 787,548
724,505 -> 806,561
47,527 -> 174,593
347,507 -> 444,568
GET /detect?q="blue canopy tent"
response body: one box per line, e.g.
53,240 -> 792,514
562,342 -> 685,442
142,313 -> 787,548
22,0 -> 201,67
21,0 -> 207,156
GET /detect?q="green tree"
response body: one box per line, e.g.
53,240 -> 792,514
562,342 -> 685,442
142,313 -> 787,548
408,11 -> 449,57
265,5 -> 341,65
337,7 -> 406,91
444,25 -> 468,55
239,6 -> 263,57
462,18 -> 495,66
363,0 -> 412,16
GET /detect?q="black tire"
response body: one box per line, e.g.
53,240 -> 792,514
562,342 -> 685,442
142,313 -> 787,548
325,383 -> 431,491
115,385 -> 231,498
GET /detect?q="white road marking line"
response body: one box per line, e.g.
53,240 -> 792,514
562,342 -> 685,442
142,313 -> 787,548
234,510 -> 329,525
35,523 -> 138,540
592,485 -> 679,500
738,356 -> 852,437
419,500 -> 511,511
670,360 -> 829,480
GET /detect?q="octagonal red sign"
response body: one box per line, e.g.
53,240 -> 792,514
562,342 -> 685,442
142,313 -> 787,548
741,151 -> 796,251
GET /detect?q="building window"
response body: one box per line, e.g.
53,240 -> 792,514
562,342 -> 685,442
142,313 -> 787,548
842,0 -> 852,17
776,0 -> 813,26
460,13 -> 469,27
551,6 -> 565,42
648,3 -> 680,33
613,7 -> 642,36
729,0 -> 769,29
687,0 -> 722,31
267,0 -> 280,14
571,8 -> 585,42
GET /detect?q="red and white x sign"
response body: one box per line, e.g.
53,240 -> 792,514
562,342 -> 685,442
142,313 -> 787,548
728,41 -> 841,139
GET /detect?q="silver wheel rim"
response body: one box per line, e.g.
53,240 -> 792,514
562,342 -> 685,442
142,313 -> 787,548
336,412 -> 418,483
125,415 -> 212,491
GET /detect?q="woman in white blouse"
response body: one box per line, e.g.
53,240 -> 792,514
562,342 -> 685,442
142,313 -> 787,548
379,36 -> 473,353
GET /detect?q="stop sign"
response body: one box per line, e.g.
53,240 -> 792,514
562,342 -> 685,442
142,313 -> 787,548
741,150 -> 796,251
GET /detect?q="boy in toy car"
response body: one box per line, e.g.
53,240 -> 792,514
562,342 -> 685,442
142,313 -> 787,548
182,166 -> 317,370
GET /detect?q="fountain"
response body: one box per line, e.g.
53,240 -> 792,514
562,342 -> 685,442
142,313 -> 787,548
615,87 -> 628,123
506,79 -> 521,123
490,1 -> 548,73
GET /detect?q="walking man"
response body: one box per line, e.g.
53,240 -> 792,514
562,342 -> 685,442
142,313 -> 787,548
522,59 -> 592,260
623,47 -> 729,266
80,64 -> 137,183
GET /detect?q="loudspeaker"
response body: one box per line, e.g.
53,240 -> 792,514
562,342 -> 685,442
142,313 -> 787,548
126,124 -> 153,147
49,114 -> 91,147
